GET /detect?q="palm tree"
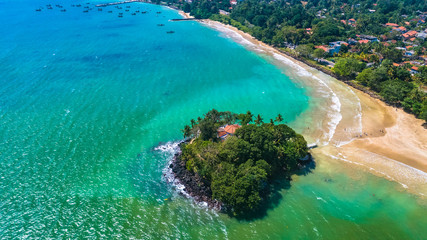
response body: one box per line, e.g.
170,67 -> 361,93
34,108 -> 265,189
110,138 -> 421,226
206,109 -> 220,122
270,119 -> 274,125
255,114 -> 263,125
190,119 -> 196,127
181,125 -> 191,138
246,111 -> 253,123
275,114 -> 284,123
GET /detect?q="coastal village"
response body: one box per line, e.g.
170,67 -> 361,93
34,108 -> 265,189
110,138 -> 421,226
213,1 -> 427,75
310,10 -> 427,75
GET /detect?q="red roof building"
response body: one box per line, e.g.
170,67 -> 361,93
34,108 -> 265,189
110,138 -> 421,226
386,23 -> 399,27
358,40 -> 369,44
217,124 -> 241,140
403,30 -> 418,39
398,26 -> 407,32
224,124 -> 241,134
315,45 -> 330,52
218,131 -> 228,138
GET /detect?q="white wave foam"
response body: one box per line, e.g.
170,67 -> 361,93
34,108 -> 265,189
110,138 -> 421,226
154,141 -> 181,154
272,53 -> 312,77
157,141 -> 224,211
326,153 -> 427,191
205,22 -> 262,51
271,53 -> 342,146
156,141 -> 191,198
311,75 -> 342,146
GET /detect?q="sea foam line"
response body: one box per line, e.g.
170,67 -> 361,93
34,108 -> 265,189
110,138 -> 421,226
205,22 -> 259,49
272,53 -> 342,146
327,154 -> 408,189
328,152 -> 427,193
155,141 -> 191,198
156,141 -> 219,210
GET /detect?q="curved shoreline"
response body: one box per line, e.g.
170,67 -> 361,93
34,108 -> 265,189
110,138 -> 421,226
174,12 -> 427,197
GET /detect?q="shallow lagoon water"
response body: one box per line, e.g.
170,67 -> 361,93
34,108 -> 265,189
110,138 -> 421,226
0,0 -> 426,238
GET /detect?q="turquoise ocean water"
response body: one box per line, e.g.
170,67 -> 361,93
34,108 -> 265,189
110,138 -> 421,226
1,0 -> 426,238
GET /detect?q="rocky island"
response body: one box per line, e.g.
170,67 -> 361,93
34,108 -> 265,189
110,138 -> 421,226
170,109 -> 312,216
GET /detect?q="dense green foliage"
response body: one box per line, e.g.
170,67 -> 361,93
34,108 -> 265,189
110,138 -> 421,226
180,110 -> 308,215
351,60 -> 427,118
333,58 -> 366,77
165,0 -> 425,45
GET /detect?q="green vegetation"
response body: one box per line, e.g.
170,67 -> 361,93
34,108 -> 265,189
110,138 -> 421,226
333,58 -> 366,77
179,109 -> 309,215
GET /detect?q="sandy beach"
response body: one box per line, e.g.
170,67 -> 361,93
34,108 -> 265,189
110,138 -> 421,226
176,14 -> 427,197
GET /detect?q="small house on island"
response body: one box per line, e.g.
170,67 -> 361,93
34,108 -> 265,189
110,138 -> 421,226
217,124 -> 241,140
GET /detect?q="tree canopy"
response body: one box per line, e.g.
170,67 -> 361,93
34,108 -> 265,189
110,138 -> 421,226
179,110 -> 309,215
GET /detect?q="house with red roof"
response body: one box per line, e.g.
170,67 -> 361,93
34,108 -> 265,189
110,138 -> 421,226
386,23 -> 399,27
398,26 -> 407,32
217,124 -> 241,140
392,26 -> 407,33
358,39 -> 369,44
315,45 -> 330,52
410,66 -> 419,74
403,30 -> 418,39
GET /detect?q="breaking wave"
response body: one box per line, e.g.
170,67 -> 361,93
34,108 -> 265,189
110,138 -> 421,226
272,53 -> 342,145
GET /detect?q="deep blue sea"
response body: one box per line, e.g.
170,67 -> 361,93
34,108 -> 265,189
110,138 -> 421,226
1,0 -> 426,238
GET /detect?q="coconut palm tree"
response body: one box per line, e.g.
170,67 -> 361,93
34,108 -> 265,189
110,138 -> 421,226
275,114 -> 284,123
190,119 -> 196,127
255,114 -> 263,125
181,125 -> 191,138
246,111 -> 253,123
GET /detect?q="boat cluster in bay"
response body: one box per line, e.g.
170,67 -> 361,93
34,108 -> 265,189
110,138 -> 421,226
34,2 -> 176,34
